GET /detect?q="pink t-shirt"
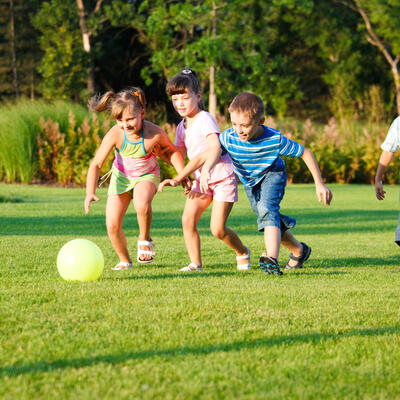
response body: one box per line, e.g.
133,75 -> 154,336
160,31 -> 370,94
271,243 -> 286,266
175,111 -> 235,183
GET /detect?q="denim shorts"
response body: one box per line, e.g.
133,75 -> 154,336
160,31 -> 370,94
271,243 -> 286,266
244,162 -> 296,233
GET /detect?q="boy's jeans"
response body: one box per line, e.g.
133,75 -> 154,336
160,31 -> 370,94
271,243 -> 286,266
244,163 -> 296,234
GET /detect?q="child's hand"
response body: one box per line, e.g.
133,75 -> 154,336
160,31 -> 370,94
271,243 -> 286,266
375,180 -> 386,200
158,179 -> 179,192
84,194 -> 100,214
316,183 -> 332,206
181,177 -> 192,195
200,169 -> 211,193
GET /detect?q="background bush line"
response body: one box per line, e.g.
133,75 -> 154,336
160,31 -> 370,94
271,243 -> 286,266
0,101 -> 398,186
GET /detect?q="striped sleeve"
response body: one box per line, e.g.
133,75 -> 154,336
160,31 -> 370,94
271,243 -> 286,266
279,135 -> 304,158
219,131 -> 228,155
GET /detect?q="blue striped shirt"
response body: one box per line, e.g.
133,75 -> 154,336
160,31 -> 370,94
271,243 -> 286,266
219,126 -> 304,187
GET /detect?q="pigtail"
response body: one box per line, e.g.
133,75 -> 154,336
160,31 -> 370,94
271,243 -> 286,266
130,87 -> 146,111
88,91 -> 115,112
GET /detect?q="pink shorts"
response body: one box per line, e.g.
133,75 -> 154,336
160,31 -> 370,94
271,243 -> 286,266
191,176 -> 238,203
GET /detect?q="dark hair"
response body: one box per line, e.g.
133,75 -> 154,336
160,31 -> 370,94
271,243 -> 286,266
88,87 -> 146,119
166,68 -> 204,110
228,91 -> 264,121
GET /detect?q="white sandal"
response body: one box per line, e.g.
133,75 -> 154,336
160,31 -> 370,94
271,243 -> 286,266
112,261 -> 133,271
137,240 -> 155,264
179,263 -> 203,272
236,246 -> 251,270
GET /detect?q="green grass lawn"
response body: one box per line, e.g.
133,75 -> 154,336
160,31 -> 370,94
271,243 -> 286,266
1,183 -> 400,399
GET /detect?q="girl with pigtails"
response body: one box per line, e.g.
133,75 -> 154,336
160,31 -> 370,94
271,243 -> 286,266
85,87 -> 188,270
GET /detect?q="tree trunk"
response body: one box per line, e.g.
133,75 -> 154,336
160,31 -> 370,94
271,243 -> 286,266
392,62 -> 400,115
9,0 -> 19,98
76,0 -> 95,94
208,1 -> 217,118
350,0 -> 400,115
209,65 -> 217,118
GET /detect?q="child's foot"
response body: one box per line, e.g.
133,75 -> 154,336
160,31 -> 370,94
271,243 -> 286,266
259,255 -> 283,275
112,261 -> 133,271
236,246 -> 251,270
284,242 -> 311,270
137,240 -> 155,264
180,263 -> 203,272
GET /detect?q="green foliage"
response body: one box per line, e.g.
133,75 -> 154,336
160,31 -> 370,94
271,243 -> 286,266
0,100 -> 111,184
32,0 -> 88,100
268,116 -> 397,184
0,0 -> 42,100
36,111 -> 112,185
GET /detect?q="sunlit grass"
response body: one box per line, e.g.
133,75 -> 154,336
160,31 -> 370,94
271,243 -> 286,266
0,183 -> 400,399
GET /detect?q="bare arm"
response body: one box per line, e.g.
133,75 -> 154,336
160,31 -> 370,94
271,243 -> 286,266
84,128 -> 116,213
375,150 -> 395,200
300,147 -> 332,206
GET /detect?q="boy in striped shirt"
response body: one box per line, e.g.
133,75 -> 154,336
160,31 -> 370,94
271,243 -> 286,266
159,92 -> 332,275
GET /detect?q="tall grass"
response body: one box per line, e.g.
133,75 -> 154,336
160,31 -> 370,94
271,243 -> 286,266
0,100 -> 398,185
0,100 -> 107,183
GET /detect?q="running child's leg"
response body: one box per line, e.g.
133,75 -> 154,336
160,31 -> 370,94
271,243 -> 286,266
263,226 -> 281,260
210,200 -> 249,266
281,230 -> 302,256
133,180 -> 157,262
106,192 -> 132,263
182,191 -> 212,267
281,229 -> 311,269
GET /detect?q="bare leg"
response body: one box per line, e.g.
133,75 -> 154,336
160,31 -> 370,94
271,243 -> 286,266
106,192 -> 132,263
210,200 -> 248,265
133,180 -> 157,262
281,230 -> 303,267
263,226 -> 281,260
181,191 -> 212,267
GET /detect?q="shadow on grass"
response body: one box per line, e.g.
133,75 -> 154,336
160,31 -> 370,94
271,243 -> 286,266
2,325 -> 399,377
0,209 -> 398,236
310,255 -> 399,268
102,271 -> 235,280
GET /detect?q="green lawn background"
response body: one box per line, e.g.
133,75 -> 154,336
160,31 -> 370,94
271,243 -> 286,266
1,183 -> 399,399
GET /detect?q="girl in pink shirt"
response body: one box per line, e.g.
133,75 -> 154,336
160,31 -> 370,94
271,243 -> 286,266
159,68 -> 250,271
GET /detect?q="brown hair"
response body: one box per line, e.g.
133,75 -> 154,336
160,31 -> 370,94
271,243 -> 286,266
166,68 -> 204,110
228,91 -> 264,121
88,87 -> 146,119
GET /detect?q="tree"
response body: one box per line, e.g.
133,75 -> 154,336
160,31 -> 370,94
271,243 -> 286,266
33,0 -> 112,100
339,0 -> 400,115
0,0 -> 42,100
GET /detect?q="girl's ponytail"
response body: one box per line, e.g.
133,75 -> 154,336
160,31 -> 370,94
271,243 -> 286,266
88,91 -> 116,112
88,87 -> 147,120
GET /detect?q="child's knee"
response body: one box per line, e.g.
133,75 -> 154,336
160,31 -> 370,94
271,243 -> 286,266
210,224 -> 225,240
106,219 -> 121,235
135,201 -> 151,215
182,213 -> 196,230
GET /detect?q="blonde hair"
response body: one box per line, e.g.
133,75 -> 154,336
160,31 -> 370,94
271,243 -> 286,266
228,92 -> 264,121
88,87 -> 146,119
166,68 -> 204,110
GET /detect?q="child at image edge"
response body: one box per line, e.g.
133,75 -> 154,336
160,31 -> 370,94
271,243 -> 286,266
159,69 -> 250,272
375,115 -> 400,246
85,87 -> 187,270
161,91 -> 333,275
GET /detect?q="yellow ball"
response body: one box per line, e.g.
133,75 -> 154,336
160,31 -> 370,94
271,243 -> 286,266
57,239 -> 104,281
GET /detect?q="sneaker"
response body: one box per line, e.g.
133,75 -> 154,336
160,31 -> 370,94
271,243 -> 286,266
259,256 -> 283,275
